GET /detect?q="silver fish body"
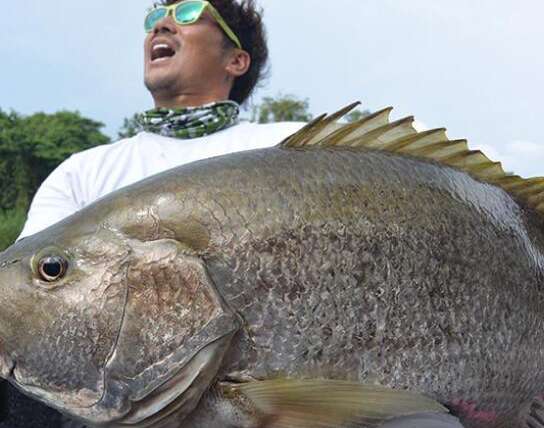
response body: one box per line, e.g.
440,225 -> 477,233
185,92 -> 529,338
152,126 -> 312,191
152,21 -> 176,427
173,147 -> 544,428
0,127 -> 543,428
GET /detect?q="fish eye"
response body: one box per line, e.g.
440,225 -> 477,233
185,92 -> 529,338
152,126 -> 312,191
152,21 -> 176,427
38,256 -> 68,282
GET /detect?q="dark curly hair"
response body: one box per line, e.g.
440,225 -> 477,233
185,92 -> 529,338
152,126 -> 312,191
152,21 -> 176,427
159,0 -> 268,105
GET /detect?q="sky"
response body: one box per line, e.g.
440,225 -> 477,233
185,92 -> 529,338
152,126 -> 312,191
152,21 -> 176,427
1,0 -> 543,177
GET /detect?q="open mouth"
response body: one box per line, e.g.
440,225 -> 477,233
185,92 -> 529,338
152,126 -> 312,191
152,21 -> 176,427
151,43 -> 176,63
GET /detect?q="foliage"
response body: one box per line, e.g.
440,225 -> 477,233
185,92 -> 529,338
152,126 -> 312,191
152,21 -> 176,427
253,94 -> 313,123
0,109 -> 110,212
0,208 -> 26,251
0,109 -> 109,247
117,113 -> 142,139
0,112 -> 21,211
345,109 -> 371,123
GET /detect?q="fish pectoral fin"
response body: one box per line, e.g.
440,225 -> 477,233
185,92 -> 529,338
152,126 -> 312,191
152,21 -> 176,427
226,379 -> 448,428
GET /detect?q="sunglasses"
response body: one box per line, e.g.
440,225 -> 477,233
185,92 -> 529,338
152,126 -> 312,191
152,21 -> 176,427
144,0 -> 242,49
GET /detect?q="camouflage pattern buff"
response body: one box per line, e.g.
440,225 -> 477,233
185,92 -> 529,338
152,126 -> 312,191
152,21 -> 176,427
136,101 -> 239,139
0,104 -> 543,428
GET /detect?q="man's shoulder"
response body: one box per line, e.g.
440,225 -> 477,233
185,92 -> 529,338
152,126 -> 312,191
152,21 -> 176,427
194,121 -> 304,153
218,121 -> 305,148
68,133 -> 144,164
232,121 -> 305,135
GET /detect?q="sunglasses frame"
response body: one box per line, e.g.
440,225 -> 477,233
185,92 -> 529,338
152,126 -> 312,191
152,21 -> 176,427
145,0 -> 242,49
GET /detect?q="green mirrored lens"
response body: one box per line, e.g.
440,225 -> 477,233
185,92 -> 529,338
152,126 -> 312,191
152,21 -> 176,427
145,8 -> 168,32
175,1 -> 205,24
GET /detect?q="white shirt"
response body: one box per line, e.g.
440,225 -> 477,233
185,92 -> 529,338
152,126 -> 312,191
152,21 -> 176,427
19,121 -> 304,239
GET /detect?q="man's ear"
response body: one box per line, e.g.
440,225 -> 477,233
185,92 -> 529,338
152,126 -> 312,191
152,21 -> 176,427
225,49 -> 251,78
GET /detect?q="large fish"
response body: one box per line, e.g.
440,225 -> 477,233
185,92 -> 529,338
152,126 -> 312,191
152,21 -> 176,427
0,103 -> 543,428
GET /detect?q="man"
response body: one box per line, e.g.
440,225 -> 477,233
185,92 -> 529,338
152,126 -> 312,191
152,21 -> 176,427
4,1 -> 303,426
18,0 -> 303,239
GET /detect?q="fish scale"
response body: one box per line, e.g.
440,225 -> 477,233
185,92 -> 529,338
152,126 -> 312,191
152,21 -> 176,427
1,105 -> 544,427
196,147 -> 544,427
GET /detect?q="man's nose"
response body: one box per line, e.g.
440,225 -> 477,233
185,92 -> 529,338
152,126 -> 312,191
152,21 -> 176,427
153,15 -> 178,34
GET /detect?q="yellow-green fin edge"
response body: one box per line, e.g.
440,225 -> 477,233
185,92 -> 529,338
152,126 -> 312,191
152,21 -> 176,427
280,103 -> 544,215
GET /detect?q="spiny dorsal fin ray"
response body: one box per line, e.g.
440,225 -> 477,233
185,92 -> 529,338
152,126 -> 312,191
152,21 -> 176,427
283,113 -> 328,148
283,102 -> 360,148
305,101 -> 361,145
387,128 -> 448,152
280,103 -> 544,216
408,139 -> 466,159
344,116 -> 416,148
527,193 -> 544,208
489,175 -> 524,185
321,107 -> 394,147
227,379 -> 447,428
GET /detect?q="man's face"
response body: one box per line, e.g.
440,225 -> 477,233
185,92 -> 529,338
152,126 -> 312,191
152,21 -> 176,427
143,4 -> 231,101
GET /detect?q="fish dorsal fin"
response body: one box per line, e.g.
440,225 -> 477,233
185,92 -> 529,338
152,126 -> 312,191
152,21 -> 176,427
280,103 -> 544,215
228,379 -> 447,428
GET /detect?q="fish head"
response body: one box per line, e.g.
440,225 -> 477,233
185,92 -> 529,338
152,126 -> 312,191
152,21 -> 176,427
0,206 -> 240,425
0,222 -> 130,414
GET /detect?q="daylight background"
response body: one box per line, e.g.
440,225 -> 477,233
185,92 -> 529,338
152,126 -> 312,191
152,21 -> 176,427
1,0 -> 543,176
1,0 -> 543,422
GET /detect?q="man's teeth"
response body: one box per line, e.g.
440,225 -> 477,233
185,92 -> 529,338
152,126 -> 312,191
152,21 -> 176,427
153,44 -> 170,51
151,43 -> 175,62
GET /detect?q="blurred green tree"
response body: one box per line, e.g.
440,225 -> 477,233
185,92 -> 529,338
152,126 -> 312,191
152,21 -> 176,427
0,208 -> 26,251
344,108 -> 371,123
117,113 -> 141,139
0,110 -> 109,212
253,94 -> 312,123
0,109 -> 110,249
0,111 -> 22,211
